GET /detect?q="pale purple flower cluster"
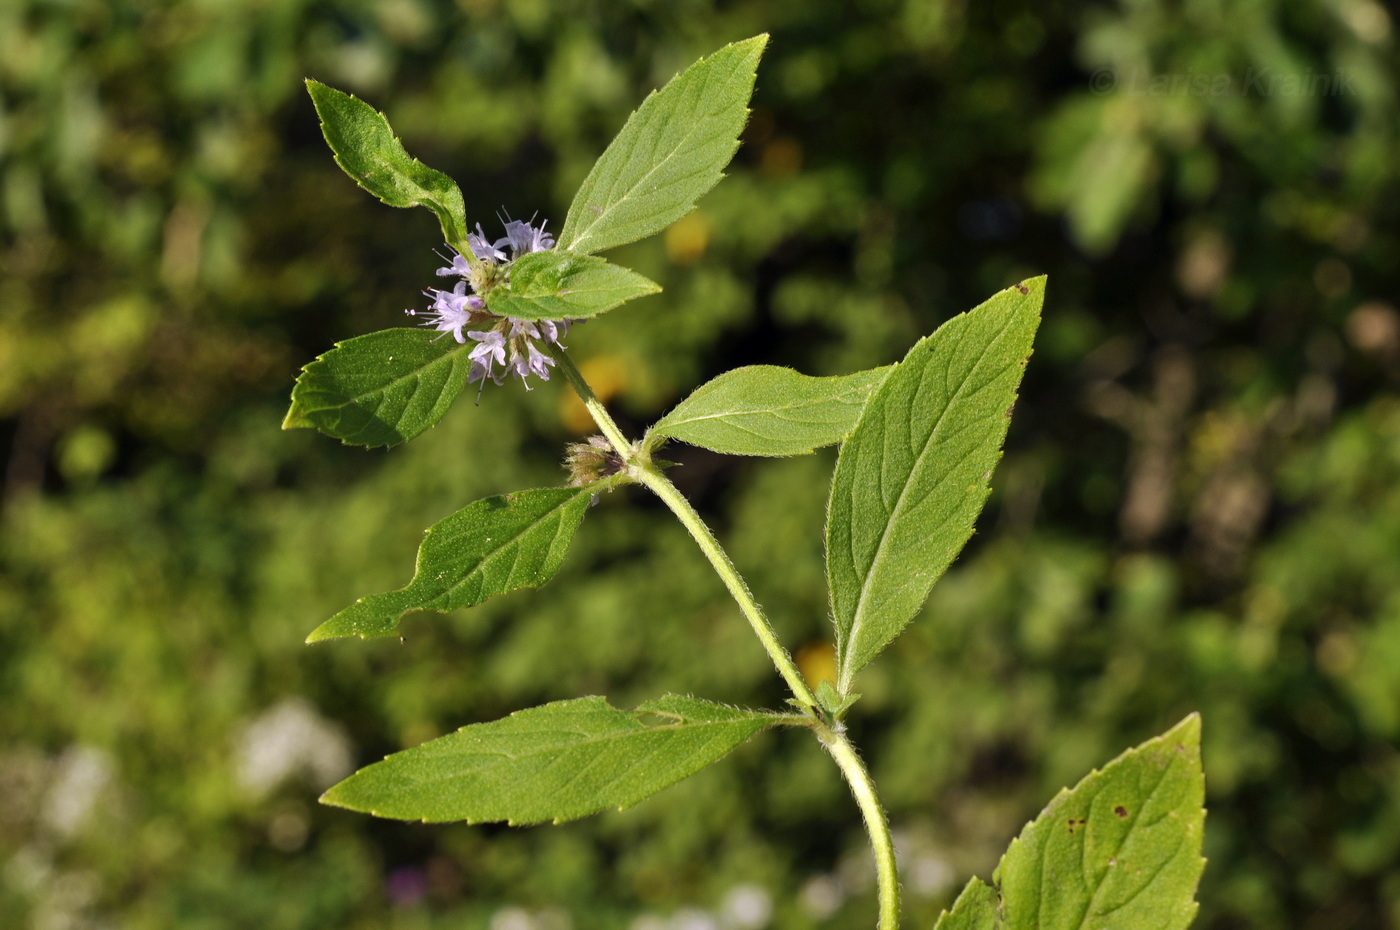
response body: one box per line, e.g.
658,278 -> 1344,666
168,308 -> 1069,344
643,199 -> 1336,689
406,217 -> 568,391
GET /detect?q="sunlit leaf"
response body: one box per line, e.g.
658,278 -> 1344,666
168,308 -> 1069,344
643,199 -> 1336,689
994,715 -> 1206,930
485,250 -> 660,321
827,278 -> 1043,691
932,877 -> 999,930
307,80 -> 467,244
322,694 -> 777,824
308,487 -> 593,642
650,365 -> 892,457
283,328 -> 472,448
558,35 -> 767,254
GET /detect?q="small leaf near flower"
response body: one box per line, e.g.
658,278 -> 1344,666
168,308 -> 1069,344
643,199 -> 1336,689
486,251 -> 661,322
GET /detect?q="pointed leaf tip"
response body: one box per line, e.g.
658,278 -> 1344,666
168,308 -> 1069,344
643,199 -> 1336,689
559,36 -> 769,254
306,80 -> 467,244
992,714 -> 1206,930
826,279 -> 1043,690
307,487 -> 594,641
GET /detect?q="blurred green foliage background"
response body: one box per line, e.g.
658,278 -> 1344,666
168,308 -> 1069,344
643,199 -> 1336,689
3,0 -> 1399,927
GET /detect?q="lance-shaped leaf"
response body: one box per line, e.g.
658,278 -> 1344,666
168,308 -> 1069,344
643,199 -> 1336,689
650,365 -> 893,457
322,694 -> 778,824
284,328 -> 475,448
485,250 -> 660,321
308,487 -> 593,642
932,878 -> 1000,930
558,35 -> 767,255
827,278 -> 1043,692
994,714 -> 1206,930
307,80 -> 467,244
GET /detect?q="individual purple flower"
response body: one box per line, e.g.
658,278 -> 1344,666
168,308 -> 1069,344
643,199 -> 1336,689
495,218 -> 555,257
408,280 -> 483,344
512,342 -> 555,386
468,223 -> 506,263
385,866 -> 428,907
536,319 -> 569,343
466,329 -> 507,384
434,247 -> 472,278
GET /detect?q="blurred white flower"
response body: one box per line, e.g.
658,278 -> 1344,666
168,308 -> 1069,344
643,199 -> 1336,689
235,697 -> 352,797
720,883 -> 772,929
42,745 -> 113,839
907,852 -> 955,897
490,906 -> 535,930
671,908 -> 718,930
798,875 -> 844,920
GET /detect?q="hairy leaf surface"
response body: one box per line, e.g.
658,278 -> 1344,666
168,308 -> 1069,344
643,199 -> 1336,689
283,328 -> 472,448
308,487 -> 592,641
651,365 -> 892,456
933,716 -> 1205,930
322,695 -> 776,824
826,278 -> 1043,691
933,878 -> 1000,930
486,250 -> 660,321
994,715 -> 1206,930
558,36 -> 766,254
306,80 -> 466,244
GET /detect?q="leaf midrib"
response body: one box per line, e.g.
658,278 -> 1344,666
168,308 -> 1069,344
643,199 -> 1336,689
404,716 -> 761,779
838,314 -> 1013,689
1069,751 -> 1185,929
412,491 -> 586,610
567,63 -> 729,252
661,385 -> 877,429
301,337 -> 468,415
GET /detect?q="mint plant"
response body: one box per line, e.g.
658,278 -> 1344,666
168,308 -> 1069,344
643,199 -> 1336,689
287,36 -> 1206,929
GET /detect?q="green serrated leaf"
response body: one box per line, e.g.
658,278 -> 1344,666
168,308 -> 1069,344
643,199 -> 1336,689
933,877 -> 1000,930
322,695 -> 776,824
826,278 -> 1043,692
485,250 -> 660,321
993,715 -> 1206,930
649,365 -> 893,457
557,35 -> 767,255
283,328 -> 473,448
306,80 -> 467,244
308,487 -> 593,642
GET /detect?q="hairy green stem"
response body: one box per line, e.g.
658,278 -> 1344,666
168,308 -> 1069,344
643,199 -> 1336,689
820,724 -> 901,930
552,349 -> 632,458
557,346 -> 898,925
555,348 -> 815,708
632,463 -> 818,709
